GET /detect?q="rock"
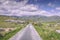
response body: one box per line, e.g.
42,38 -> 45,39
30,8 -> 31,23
56,30 -> 60,33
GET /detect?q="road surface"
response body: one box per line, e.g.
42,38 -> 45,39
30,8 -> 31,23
9,24 -> 42,40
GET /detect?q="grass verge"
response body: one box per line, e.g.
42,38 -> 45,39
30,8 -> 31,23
0,25 -> 25,40
34,24 -> 60,40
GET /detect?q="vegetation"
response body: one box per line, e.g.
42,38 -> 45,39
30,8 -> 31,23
0,26 -> 23,40
0,15 -> 60,40
0,15 -> 27,40
33,22 -> 60,40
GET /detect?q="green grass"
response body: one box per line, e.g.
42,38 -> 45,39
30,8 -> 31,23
0,15 -> 14,28
0,16 -> 27,28
0,16 -> 27,40
34,23 -> 60,40
2,27 -> 22,40
0,20 -> 27,40
0,24 -> 26,40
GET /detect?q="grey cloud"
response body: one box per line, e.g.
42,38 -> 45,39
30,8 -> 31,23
21,9 -> 38,12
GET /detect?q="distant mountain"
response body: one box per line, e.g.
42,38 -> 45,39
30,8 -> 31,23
20,15 -> 60,22
0,15 -> 60,22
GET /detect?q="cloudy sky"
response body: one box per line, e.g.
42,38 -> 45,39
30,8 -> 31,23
0,0 -> 60,16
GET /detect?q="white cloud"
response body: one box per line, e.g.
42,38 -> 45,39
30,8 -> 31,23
20,4 -> 38,12
56,7 -> 60,10
0,0 -> 56,16
48,2 -> 55,7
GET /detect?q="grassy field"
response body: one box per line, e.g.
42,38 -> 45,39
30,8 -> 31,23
0,16 -> 27,40
33,22 -> 60,40
0,22 -> 27,40
0,25 -> 26,40
0,16 -> 26,28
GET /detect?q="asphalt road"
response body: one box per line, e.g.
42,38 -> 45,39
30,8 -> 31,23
9,24 -> 42,40
19,26 -> 33,40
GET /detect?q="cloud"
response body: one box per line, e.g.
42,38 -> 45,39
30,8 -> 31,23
56,7 -> 60,10
20,4 -> 38,12
9,4 -> 52,16
0,0 -> 59,16
48,2 -> 55,7
48,2 -> 52,6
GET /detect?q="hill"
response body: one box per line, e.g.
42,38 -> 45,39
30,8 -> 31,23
0,15 -> 60,22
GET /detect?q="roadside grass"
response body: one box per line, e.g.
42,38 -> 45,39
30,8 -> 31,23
0,16 -> 27,40
0,18 -> 27,40
2,27 -> 22,40
34,23 -> 60,40
0,24 -> 26,40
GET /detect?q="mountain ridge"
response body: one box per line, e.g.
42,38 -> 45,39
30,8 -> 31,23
0,15 -> 60,22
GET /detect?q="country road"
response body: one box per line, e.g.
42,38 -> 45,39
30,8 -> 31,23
9,24 -> 42,40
